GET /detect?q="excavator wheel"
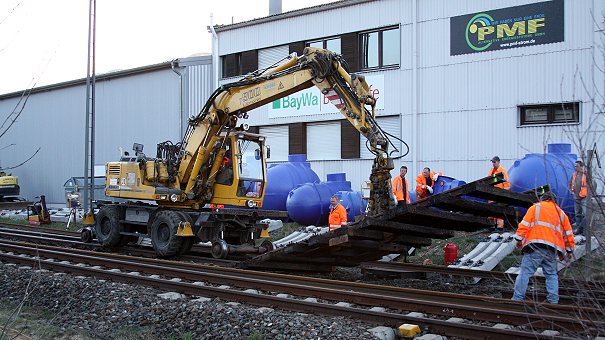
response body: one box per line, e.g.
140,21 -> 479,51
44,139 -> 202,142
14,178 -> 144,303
150,210 -> 185,258
95,206 -> 124,247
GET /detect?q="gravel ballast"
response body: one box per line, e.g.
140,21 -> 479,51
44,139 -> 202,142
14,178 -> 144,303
0,263 -> 379,339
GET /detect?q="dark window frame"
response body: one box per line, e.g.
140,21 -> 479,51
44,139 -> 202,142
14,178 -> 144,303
221,50 -> 258,78
359,25 -> 400,71
519,102 -> 580,126
305,36 -> 341,52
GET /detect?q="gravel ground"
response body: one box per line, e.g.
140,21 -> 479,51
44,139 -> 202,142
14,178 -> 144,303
0,264 -> 379,339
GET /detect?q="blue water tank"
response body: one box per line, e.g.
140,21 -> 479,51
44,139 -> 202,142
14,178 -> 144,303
508,143 -> 577,219
286,173 -> 366,226
432,176 -> 467,195
261,154 -> 320,211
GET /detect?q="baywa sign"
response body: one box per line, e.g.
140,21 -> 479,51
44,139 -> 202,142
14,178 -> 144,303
450,0 -> 564,55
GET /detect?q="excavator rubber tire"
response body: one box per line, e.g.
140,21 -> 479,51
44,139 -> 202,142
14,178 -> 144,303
95,205 -> 124,247
150,210 -> 185,258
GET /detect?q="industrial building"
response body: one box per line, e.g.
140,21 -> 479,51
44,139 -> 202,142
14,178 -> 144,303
0,0 -> 603,203
213,0 -> 604,193
0,56 -> 212,203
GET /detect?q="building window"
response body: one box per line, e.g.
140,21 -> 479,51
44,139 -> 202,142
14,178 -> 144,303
360,26 -> 400,70
221,50 -> 258,78
306,37 -> 341,54
519,102 -> 580,126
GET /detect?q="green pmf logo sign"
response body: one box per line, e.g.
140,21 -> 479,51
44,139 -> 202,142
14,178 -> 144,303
451,0 -> 564,56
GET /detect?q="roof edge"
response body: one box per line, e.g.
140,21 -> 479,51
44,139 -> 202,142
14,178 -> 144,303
213,0 -> 377,33
0,56 -> 210,100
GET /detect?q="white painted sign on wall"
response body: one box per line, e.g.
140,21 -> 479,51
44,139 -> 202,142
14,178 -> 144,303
268,74 -> 384,118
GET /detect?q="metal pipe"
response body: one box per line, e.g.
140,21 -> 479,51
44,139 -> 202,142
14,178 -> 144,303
209,14 -> 219,89
411,0 -> 418,178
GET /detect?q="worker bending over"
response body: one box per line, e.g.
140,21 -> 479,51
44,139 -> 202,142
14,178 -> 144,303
415,167 -> 442,200
328,195 -> 347,231
512,192 -> 575,304
392,165 -> 410,206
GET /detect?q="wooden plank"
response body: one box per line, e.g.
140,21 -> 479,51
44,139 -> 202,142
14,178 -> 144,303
387,206 -> 495,231
244,261 -> 334,272
431,199 -> 519,218
346,240 -> 408,252
328,234 -> 349,247
468,184 -> 535,207
362,218 -> 455,238
346,227 -> 386,240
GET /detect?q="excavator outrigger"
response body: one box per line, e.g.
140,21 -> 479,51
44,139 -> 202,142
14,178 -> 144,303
94,47 -> 398,258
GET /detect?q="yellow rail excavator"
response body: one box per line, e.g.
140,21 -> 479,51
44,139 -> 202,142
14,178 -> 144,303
0,171 -> 20,201
92,48 -> 400,258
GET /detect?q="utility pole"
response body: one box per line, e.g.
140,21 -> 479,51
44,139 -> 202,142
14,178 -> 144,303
83,0 -> 96,221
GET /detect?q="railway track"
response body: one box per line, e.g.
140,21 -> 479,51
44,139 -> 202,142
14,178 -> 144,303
0,239 -> 603,339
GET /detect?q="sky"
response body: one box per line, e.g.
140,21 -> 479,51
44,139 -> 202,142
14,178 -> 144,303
0,0 -> 335,95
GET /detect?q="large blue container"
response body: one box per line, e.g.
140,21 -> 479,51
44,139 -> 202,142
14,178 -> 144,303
286,173 -> 366,226
261,154 -> 320,211
432,176 -> 467,195
508,143 -> 577,219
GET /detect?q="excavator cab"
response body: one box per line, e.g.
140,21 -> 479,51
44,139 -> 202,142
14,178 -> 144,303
211,132 -> 267,208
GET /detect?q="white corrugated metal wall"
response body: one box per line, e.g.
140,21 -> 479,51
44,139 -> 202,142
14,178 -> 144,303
0,57 -> 213,203
216,0 -> 604,193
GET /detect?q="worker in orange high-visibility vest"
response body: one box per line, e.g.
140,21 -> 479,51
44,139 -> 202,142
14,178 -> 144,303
512,191 -> 575,304
489,156 -> 510,231
392,165 -> 410,206
489,156 -> 511,189
328,195 -> 347,231
569,160 -> 588,234
415,167 -> 442,200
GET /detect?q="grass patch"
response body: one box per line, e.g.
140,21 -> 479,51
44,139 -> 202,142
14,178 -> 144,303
411,232 -> 482,265
0,216 -> 81,232
0,299 -> 91,340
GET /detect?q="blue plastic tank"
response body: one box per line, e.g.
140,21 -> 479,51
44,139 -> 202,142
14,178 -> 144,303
286,173 -> 366,226
508,143 -> 577,219
432,176 -> 467,195
261,154 -> 320,211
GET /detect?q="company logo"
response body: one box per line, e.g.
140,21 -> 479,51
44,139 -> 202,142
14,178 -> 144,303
465,13 -> 546,51
272,92 -> 318,110
466,14 -> 495,51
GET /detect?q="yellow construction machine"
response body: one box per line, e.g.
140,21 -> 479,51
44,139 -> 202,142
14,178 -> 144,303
94,48 -> 399,258
0,171 -> 20,201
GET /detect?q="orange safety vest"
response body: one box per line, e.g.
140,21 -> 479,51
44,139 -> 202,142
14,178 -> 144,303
392,176 -> 410,203
415,171 -> 442,200
328,203 -> 347,231
570,171 -> 588,198
489,166 -> 511,189
514,200 -> 575,255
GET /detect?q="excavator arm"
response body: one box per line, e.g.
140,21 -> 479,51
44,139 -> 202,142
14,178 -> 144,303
177,47 -> 396,215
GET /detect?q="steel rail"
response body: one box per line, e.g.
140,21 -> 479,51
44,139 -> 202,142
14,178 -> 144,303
0,240 -> 601,335
0,250 -> 574,340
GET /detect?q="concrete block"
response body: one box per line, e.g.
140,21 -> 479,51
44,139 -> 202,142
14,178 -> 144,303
169,278 -> 182,282
217,285 -> 231,289
276,293 -> 291,298
192,297 -> 212,303
405,312 -> 425,318
75,263 -> 88,267
541,330 -> 560,336
493,323 -> 513,330
157,292 -> 185,300
415,335 -> 445,340
148,274 -> 160,279
369,307 -> 386,312
108,268 -> 121,273
368,326 -> 396,340
18,266 -> 31,270
335,302 -> 351,307
128,272 -> 141,276
192,281 -> 206,286
303,297 -> 318,303
257,307 -> 274,313
446,317 -> 465,323
243,289 -> 259,294
226,302 -> 240,307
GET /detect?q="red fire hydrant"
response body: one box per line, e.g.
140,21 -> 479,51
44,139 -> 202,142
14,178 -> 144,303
444,242 -> 458,265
